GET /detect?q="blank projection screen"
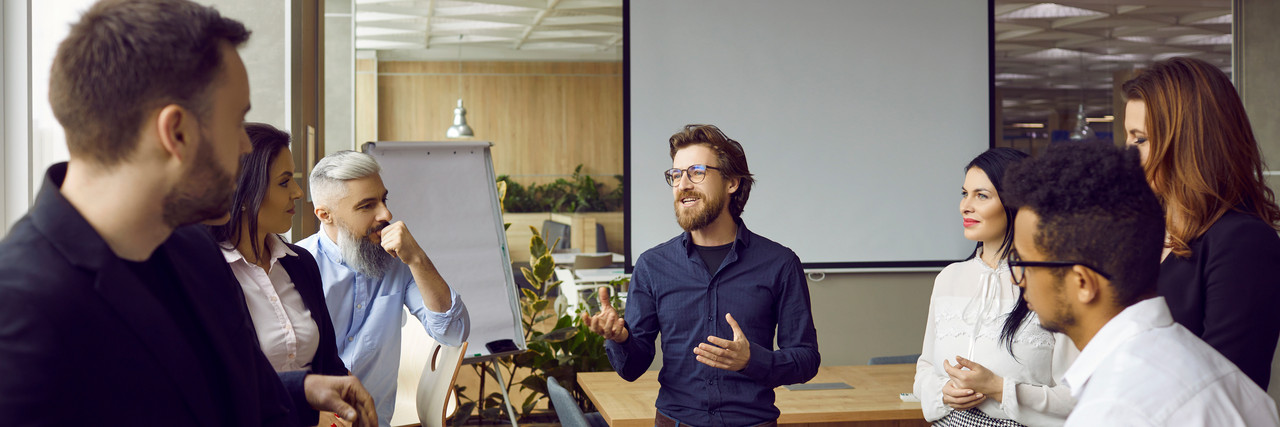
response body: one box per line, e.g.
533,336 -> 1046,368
627,0 -> 991,269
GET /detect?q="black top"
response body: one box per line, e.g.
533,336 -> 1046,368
127,251 -> 232,426
695,242 -> 734,275
1157,210 -> 1280,390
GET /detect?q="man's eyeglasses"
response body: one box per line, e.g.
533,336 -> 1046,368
664,164 -> 722,187
1007,250 -> 1113,285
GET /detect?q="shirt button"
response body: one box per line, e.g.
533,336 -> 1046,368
348,337 -> 354,342
288,353 -> 296,359
707,316 -> 712,321
357,303 -> 364,310
270,296 -> 278,302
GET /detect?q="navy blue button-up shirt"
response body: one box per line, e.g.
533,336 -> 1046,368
605,221 -> 820,426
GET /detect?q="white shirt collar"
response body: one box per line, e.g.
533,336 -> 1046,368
219,234 -> 298,263
1062,296 -> 1174,397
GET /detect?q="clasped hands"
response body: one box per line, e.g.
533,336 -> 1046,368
582,287 -> 751,372
941,356 -> 1003,410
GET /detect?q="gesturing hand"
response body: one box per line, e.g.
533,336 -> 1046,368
582,286 -> 628,343
944,356 -> 1004,403
694,313 -> 750,371
304,374 -> 377,427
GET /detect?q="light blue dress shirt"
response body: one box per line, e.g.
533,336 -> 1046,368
297,232 -> 470,427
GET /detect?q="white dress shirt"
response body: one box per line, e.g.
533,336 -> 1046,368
915,254 -> 1078,426
1063,297 -> 1279,427
220,237 -> 319,372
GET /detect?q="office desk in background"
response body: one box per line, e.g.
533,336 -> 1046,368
578,364 -> 927,427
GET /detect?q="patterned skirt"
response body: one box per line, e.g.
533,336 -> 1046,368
932,408 -> 1025,427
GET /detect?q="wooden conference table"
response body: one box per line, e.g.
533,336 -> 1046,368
579,364 -> 928,427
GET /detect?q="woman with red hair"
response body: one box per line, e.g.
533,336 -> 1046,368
1122,56 -> 1280,389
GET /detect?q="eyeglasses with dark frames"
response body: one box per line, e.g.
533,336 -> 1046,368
664,164 -> 722,187
1007,250 -> 1114,285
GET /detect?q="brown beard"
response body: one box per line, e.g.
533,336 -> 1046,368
674,188 -> 726,231
162,132 -> 237,227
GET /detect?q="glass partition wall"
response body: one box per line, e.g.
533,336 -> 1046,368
993,0 -> 1232,155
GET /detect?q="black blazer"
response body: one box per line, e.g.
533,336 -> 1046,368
1157,210 -> 1280,390
277,239 -> 348,376
0,163 -> 312,426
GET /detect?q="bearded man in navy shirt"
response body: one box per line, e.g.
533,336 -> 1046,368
583,124 -> 821,427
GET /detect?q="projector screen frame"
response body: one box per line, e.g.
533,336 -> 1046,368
621,0 -> 998,273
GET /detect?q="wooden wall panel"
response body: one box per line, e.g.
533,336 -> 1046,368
564,73 -> 624,179
370,61 -> 623,182
377,74 -> 456,140
355,58 -> 378,146
472,74 -> 568,177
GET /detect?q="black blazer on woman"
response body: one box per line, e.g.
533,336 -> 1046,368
1157,210 -> 1280,390
276,239 -> 349,376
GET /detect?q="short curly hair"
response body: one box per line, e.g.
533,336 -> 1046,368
1002,142 -> 1165,306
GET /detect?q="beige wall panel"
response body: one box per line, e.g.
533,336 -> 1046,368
380,61 -> 458,74
376,74 -> 459,141
462,61 -> 621,75
564,75 -> 624,177
469,74 -> 568,177
355,58 -> 378,147
374,61 -> 623,181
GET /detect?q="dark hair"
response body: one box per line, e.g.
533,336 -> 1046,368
1122,56 -> 1280,257
50,0 -> 250,165
210,123 -> 292,262
962,148 -> 1031,354
1002,142 -> 1165,307
668,124 -> 756,220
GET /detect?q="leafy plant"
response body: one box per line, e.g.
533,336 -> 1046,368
496,164 -> 624,213
451,225 -> 624,424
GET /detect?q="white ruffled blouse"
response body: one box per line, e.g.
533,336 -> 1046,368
914,254 -> 1078,426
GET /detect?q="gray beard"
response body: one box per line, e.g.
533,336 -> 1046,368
337,224 -> 394,279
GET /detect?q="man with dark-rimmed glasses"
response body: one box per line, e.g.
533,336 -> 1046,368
1001,141 -> 1277,426
581,124 -> 820,427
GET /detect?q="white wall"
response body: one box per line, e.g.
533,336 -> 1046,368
0,0 -> 290,238
324,0 -> 355,155
204,0 -> 288,128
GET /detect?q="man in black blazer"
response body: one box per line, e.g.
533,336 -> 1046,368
0,0 -> 375,425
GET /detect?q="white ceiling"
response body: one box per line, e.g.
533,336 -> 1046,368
353,1 -> 1232,124
354,0 -> 623,61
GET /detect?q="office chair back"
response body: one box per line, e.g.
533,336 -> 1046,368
573,253 -> 613,270
541,220 -> 571,252
548,376 -> 609,427
415,341 -> 468,427
594,223 -> 608,252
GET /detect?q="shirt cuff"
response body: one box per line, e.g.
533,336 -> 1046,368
738,341 -> 774,382
420,289 -> 469,345
1000,376 -> 1021,420
279,370 -> 318,426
